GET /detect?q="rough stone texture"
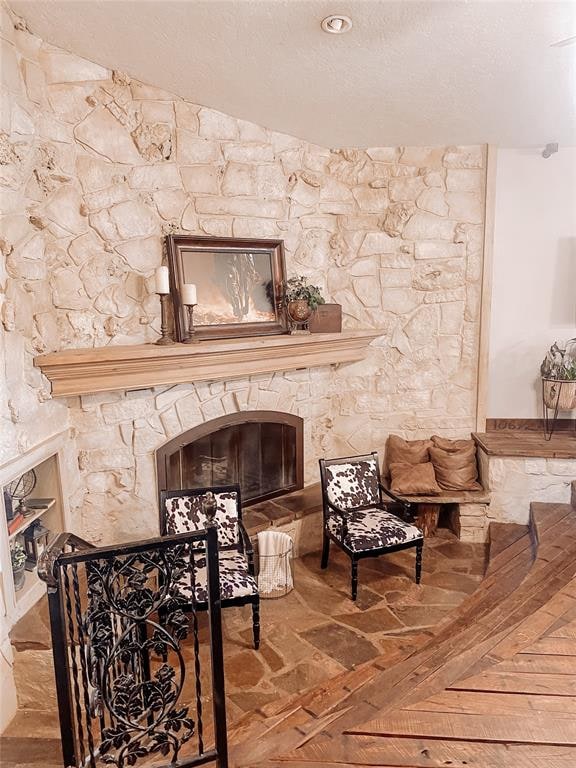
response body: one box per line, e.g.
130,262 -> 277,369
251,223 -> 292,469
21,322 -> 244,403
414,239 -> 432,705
478,448 -> 576,525
459,503 -> 490,543
0,11 -> 487,543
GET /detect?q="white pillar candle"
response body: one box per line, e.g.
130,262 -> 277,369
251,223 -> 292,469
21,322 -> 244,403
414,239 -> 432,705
155,266 -> 170,294
181,283 -> 197,305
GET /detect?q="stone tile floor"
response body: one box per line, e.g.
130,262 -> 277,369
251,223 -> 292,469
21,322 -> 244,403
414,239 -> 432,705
5,529 -> 485,749
216,530 -> 485,721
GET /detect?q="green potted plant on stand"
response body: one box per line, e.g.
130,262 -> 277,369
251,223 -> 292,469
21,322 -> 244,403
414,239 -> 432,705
284,276 -> 325,334
540,338 -> 576,438
11,541 -> 26,591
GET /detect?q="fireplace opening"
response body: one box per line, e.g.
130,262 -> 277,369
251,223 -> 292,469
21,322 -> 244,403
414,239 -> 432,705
156,411 -> 303,506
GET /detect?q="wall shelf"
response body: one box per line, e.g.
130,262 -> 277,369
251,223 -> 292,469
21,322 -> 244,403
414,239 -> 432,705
8,499 -> 55,542
34,330 -> 381,397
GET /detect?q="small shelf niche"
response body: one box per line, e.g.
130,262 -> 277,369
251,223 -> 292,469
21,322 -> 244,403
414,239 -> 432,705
2,453 -> 64,614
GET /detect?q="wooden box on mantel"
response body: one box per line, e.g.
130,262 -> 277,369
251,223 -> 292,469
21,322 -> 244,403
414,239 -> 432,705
309,304 -> 342,333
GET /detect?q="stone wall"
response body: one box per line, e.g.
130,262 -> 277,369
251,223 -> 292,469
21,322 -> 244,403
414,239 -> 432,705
478,449 -> 576,525
0,7 -> 487,543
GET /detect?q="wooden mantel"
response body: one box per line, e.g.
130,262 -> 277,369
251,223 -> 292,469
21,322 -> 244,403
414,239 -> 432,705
34,330 -> 382,397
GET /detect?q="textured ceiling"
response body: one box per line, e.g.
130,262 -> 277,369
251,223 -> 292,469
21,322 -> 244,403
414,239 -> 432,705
10,0 -> 576,147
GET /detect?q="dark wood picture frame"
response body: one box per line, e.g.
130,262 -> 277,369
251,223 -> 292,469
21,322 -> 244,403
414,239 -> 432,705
166,235 -> 288,341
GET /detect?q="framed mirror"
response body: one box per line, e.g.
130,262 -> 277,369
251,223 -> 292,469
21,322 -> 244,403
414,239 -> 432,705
166,235 -> 288,341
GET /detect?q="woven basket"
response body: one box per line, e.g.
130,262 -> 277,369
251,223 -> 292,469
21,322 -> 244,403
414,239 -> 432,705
542,378 -> 576,411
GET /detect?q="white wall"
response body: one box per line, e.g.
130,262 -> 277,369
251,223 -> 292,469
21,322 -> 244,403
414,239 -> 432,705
488,147 -> 576,418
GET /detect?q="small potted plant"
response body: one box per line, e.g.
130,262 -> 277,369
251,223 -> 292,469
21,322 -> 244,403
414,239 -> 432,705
284,276 -> 325,333
11,541 -> 26,591
540,338 -> 576,411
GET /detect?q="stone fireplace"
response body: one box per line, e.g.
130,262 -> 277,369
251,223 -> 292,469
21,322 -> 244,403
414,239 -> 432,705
156,410 -> 303,505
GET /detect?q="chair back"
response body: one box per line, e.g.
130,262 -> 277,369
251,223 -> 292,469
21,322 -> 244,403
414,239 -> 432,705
160,484 -> 241,547
319,452 -> 382,512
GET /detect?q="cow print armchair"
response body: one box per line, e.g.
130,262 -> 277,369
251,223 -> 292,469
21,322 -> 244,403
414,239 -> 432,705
160,484 -> 260,649
319,453 -> 423,600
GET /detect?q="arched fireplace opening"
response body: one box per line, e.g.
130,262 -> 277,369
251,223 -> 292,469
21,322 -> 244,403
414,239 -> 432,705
156,411 -> 303,506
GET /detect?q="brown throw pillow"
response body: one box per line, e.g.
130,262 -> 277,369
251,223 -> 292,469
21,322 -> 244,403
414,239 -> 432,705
429,443 -> 482,491
431,435 -> 475,453
389,461 -> 442,496
385,435 -> 432,477
430,444 -> 476,468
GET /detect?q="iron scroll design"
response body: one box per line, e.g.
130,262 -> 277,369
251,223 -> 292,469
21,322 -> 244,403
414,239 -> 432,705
86,546 -> 194,766
39,524 -> 227,768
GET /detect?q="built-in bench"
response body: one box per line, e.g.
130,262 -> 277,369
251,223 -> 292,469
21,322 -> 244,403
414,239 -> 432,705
382,437 -> 492,542
397,487 -> 491,542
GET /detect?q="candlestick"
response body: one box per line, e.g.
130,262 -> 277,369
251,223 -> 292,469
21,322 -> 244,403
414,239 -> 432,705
155,293 -> 175,345
155,265 -> 170,294
183,303 -> 199,344
181,282 -> 197,306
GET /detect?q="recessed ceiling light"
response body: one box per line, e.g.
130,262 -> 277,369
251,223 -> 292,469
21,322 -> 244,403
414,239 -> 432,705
321,15 -> 353,35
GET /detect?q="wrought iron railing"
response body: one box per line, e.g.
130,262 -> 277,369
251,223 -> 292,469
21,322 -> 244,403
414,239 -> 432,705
39,521 -> 228,768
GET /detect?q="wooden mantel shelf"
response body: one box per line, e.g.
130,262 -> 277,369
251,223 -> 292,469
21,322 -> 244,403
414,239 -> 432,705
34,330 -> 382,397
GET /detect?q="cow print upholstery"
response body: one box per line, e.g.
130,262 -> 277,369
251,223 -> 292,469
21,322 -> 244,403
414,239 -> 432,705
327,508 -> 422,552
321,453 -> 423,601
164,491 -> 238,547
325,460 -> 380,510
175,551 -> 257,604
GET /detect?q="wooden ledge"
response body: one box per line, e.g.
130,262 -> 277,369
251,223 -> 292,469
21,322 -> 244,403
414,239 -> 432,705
34,330 -> 381,397
473,431 -> 576,460
381,484 -> 490,506
243,483 -> 323,536
397,489 -> 490,505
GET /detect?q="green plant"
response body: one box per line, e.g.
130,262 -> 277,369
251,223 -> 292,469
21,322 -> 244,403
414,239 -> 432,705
540,338 -> 576,380
11,542 -> 26,570
564,361 -> 576,381
284,276 -> 326,311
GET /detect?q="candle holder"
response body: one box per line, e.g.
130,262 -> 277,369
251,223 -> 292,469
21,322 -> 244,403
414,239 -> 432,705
155,293 -> 175,345
183,303 -> 199,344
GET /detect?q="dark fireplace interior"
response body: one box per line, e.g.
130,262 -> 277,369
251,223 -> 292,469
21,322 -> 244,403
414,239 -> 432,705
156,411 -> 303,506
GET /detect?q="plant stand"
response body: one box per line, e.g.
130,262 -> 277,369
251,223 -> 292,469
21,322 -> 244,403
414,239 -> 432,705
542,378 -> 576,440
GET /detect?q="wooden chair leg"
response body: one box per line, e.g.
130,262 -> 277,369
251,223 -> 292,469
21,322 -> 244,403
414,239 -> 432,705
252,599 -> 260,650
321,532 -> 330,569
415,541 -> 423,584
351,558 -> 358,601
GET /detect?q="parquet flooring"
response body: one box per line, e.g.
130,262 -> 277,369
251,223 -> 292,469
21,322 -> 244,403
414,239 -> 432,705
229,486 -> 576,768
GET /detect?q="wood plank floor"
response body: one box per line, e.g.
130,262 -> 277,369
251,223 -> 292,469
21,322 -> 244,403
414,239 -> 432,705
228,489 -> 576,767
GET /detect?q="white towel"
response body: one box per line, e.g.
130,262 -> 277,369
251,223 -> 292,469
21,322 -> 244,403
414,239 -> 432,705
257,530 -> 293,595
